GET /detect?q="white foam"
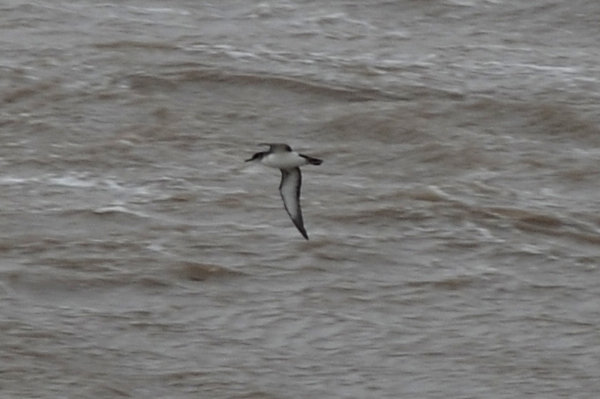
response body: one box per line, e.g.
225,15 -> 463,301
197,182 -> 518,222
48,175 -> 96,188
93,205 -> 149,219
0,176 -> 31,185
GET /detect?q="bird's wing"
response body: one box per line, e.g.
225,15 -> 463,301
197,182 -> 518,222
279,168 -> 308,240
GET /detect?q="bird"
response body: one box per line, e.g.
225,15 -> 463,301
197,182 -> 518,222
245,143 -> 322,240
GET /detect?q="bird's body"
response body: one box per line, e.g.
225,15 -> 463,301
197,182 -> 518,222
261,151 -> 313,169
246,143 -> 322,240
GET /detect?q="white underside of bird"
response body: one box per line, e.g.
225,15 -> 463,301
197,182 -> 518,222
260,152 -> 313,169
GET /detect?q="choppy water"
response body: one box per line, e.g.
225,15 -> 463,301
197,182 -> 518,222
2,0 -> 600,397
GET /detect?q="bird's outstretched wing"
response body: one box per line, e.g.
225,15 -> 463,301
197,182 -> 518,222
279,168 -> 308,240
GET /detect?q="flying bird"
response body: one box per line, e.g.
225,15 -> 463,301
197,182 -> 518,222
246,143 -> 322,239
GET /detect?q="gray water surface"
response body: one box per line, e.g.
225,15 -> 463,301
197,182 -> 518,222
1,1 -> 600,397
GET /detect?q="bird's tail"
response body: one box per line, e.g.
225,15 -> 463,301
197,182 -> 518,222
301,155 -> 323,165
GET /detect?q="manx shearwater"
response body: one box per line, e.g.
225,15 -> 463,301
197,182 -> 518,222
246,143 -> 322,240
